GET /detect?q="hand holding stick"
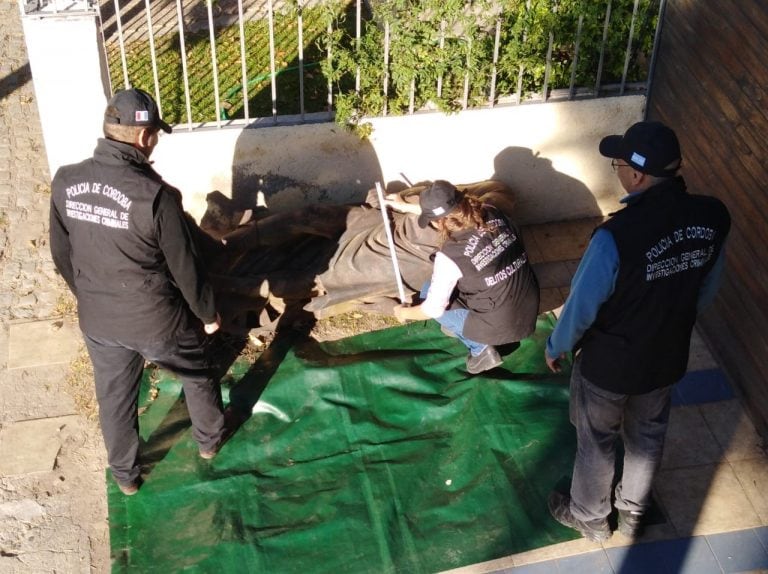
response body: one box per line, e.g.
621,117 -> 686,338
375,181 -> 408,305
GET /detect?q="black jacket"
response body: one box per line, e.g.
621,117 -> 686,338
579,177 -> 730,393
50,138 -> 216,343
440,206 -> 539,345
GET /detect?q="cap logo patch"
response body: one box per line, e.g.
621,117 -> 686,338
631,152 -> 646,166
135,110 -> 150,122
432,207 -> 446,216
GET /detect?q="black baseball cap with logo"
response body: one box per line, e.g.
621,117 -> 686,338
599,121 -> 681,177
104,88 -> 172,134
417,180 -> 461,228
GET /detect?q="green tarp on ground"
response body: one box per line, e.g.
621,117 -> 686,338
108,315 -> 579,573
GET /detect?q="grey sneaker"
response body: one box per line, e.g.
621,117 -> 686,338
466,345 -> 502,374
199,407 -> 244,460
617,509 -> 644,539
547,491 -> 611,543
199,446 -> 220,460
117,478 -> 142,496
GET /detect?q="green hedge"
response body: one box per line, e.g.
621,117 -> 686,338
106,0 -> 658,132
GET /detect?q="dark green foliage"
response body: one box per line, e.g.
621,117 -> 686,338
105,0 -> 658,134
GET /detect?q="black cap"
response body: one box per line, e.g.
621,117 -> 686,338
599,121 -> 681,176
104,88 -> 172,134
418,180 -> 460,228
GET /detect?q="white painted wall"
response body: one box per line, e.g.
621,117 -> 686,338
152,96 -> 645,224
365,96 -> 644,224
21,10 -> 645,225
21,11 -> 109,175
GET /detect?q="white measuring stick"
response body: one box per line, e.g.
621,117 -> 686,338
375,181 -> 408,304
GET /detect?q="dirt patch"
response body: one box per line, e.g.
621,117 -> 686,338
310,311 -> 400,342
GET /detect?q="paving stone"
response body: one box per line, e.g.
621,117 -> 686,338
0,415 -> 79,475
8,318 -> 82,369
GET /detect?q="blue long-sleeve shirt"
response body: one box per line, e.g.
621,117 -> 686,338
546,200 -> 727,360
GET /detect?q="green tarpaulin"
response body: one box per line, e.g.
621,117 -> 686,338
109,315 -> 579,573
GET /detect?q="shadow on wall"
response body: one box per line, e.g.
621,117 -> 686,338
491,146 -> 600,225
228,123 -> 384,212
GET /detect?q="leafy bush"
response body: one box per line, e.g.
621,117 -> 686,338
105,0 -> 658,133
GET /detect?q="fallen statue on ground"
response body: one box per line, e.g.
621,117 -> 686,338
193,180 -> 518,338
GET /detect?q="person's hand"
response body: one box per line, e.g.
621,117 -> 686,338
383,194 -> 421,215
381,194 -> 404,210
393,304 -> 409,323
545,352 -> 565,373
204,313 -> 221,335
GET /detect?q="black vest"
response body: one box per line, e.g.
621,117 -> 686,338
440,206 -> 539,345
579,177 -> 730,394
51,139 -> 186,342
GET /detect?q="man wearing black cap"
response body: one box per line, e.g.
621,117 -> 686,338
49,88 -> 227,495
544,121 -> 730,541
387,180 -> 540,374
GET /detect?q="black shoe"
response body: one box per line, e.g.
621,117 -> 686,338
617,509 -> 644,539
466,345 -> 502,374
547,491 -> 611,543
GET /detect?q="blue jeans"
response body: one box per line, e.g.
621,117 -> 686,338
568,356 -> 672,522
420,282 -> 486,356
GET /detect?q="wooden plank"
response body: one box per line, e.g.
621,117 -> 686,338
651,50 -> 768,235
649,0 -> 768,434
652,76 -> 768,252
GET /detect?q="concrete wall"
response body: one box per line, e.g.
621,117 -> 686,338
21,10 -> 645,225
21,11 -> 109,175
152,96 -> 645,224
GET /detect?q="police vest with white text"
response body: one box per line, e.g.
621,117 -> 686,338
440,206 -> 540,345
578,177 -> 730,394
51,138 -> 208,342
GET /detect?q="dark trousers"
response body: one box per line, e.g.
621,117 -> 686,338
569,356 -> 672,522
84,313 -> 224,484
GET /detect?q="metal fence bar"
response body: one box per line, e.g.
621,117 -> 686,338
297,3 -> 305,119
595,0 -> 612,95
112,0 -> 129,89
174,0 -> 193,129
206,0 -> 222,127
267,0 -> 277,121
409,78 -> 415,115
645,0 -> 666,111
327,21 -> 333,112
237,0 -> 250,122
543,30 -> 553,102
489,18 -> 501,107
462,37 -> 470,110
517,0 -> 531,104
569,14 -> 583,100
143,0 -> 162,115
437,20 -> 445,98
95,2 -> 114,94
355,0 -> 361,94
382,20 -> 390,116
621,0 -> 640,95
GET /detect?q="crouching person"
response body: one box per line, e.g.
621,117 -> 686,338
388,180 -> 540,374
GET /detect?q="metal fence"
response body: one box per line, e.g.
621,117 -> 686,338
25,0 -> 664,131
